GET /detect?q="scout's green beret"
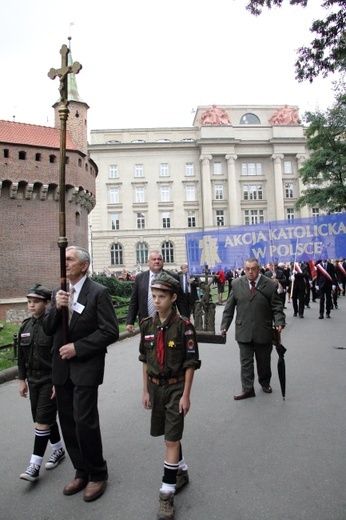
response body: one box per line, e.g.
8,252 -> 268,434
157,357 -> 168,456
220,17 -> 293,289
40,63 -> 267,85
26,283 -> 52,301
151,272 -> 180,294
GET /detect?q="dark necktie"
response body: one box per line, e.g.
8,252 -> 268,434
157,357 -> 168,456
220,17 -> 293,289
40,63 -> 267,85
250,281 -> 256,293
156,327 -> 164,370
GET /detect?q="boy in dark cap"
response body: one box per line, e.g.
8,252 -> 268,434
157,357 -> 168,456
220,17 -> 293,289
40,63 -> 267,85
18,284 -> 65,482
139,272 -> 201,520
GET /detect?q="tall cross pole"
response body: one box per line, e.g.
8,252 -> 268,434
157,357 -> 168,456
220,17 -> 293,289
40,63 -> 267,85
48,44 -> 82,340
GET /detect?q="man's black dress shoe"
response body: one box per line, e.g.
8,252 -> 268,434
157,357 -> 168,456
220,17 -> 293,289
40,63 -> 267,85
234,390 -> 255,400
326,314 -> 331,318
319,315 -> 324,319
262,386 -> 272,394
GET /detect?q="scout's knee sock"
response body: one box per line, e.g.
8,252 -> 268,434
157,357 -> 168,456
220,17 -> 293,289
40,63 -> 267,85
178,443 -> 188,471
31,428 -> 50,467
49,422 -> 63,451
160,461 -> 179,494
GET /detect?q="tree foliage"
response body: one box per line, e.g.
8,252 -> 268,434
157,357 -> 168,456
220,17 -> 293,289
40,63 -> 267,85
296,82 -> 346,212
246,0 -> 346,82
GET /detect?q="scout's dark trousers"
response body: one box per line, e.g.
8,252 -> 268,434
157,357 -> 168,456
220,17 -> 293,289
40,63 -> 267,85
55,379 -> 108,481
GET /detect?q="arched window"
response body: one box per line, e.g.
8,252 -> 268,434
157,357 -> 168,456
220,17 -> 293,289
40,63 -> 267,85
239,113 -> 261,124
161,241 -> 174,264
136,242 -> 148,266
110,243 -> 123,265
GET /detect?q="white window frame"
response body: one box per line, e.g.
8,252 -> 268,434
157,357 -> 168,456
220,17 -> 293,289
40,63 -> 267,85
241,162 -> 262,176
162,212 -> 171,228
284,160 -> 293,174
243,184 -> 263,201
244,209 -> 264,225
136,212 -> 145,229
185,163 -> 194,176
216,210 -> 224,226
185,185 -> 196,201
135,186 -> 145,203
160,186 -> 170,202
285,182 -> 294,198
286,208 -> 295,221
160,163 -> 169,177
109,187 -> 119,204
187,211 -> 196,228
215,184 -> 224,200
111,213 -> 119,230
109,165 -> 118,178
135,164 -> 144,178
214,162 -> 222,175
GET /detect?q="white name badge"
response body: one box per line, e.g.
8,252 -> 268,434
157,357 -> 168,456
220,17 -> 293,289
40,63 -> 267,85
73,302 -> 85,314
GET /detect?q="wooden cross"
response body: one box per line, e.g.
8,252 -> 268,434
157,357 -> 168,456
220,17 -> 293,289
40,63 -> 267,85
48,44 -> 82,103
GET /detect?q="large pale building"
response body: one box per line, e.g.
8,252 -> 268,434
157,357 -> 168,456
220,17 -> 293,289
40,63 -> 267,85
89,104 -> 312,274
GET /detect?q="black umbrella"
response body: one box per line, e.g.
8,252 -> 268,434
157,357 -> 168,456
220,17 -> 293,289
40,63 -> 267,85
272,329 -> 287,400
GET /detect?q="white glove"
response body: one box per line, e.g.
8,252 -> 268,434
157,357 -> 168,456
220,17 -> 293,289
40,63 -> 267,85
315,285 -> 319,291
290,275 -> 295,281
332,285 -> 336,291
292,269 -> 297,275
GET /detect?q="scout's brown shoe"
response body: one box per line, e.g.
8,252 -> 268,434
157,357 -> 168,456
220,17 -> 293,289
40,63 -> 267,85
83,479 -> 107,502
158,491 -> 174,520
175,469 -> 189,494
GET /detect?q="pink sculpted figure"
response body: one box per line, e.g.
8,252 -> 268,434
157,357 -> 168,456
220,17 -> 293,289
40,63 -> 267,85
269,105 -> 299,125
200,105 -> 232,126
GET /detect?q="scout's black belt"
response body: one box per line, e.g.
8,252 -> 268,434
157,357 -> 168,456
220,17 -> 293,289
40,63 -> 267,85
148,375 -> 185,386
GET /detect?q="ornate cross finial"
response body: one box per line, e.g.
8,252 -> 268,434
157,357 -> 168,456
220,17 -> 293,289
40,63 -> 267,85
48,44 -> 82,103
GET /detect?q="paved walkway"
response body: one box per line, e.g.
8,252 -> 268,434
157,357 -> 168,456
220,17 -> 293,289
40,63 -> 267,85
1,296 -> 346,520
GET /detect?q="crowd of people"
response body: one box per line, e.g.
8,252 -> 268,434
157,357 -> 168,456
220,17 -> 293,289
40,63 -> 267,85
16,247 -> 345,520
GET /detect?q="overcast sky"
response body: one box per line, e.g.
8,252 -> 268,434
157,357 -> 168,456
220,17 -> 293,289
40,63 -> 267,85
1,0 -> 339,133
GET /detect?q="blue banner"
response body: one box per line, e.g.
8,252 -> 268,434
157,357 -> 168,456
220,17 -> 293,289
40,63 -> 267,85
186,213 -> 346,273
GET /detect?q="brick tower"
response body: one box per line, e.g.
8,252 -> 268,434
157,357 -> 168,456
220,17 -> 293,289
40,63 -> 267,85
0,42 -> 97,322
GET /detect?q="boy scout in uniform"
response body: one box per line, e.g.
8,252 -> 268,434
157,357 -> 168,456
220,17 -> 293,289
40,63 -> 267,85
18,284 -> 65,482
139,272 -> 201,520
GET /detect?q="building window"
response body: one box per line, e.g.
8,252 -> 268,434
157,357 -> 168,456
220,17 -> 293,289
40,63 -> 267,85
109,187 -> 119,204
214,162 -> 222,175
160,163 -> 169,177
244,209 -> 264,225
162,241 -> 174,263
243,184 -> 263,200
185,185 -> 195,201
216,210 -> 224,226
188,211 -> 196,228
135,186 -> 145,203
240,112 -> 261,124
110,243 -> 123,265
286,208 -> 295,221
185,163 -> 194,176
19,151 -> 26,160
4,149 -> 9,158
285,182 -> 294,198
137,212 -> 145,229
109,165 -> 118,178
284,161 -> 293,174
35,153 -> 41,162
160,186 -> 170,202
241,163 -> 262,175
65,156 -> 70,165
49,154 -> 56,163
215,184 -> 224,200
135,164 -> 144,177
312,207 -> 320,217
136,242 -> 148,265
78,158 -> 82,167
162,212 -> 171,228
111,214 -> 120,230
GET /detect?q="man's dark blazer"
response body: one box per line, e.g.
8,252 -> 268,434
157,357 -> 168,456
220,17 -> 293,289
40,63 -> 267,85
43,278 -> 119,386
126,269 -> 189,326
315,260 -> 336,289
179,273 -> 199,312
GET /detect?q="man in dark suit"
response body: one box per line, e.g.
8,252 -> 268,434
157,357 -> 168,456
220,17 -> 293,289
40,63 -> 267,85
43,246 -> 119,502
220,258 -> 285,400
126,250 -> 189,333
179,263 -> 199,317
315,258 -> 337,319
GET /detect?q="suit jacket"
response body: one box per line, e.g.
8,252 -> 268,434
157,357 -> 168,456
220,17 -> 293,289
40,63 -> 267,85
126,269 -> 189,325
315,261 -> 336,289
179,272 -> 199,306
43,278 -> 119,386
221,274 -> 286,344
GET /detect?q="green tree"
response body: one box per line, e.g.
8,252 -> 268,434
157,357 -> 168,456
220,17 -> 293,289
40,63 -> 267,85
246,0 -> 346,82
296,82 -> 346,212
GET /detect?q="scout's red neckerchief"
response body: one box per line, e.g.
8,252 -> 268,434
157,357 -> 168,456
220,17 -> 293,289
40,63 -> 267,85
316,263 -> 333,281
156,311 -> 179,370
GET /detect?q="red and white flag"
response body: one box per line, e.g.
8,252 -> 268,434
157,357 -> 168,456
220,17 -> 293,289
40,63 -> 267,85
294,262 -> 302,274
316,263 -> 333,281
308,261 -> 317,280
